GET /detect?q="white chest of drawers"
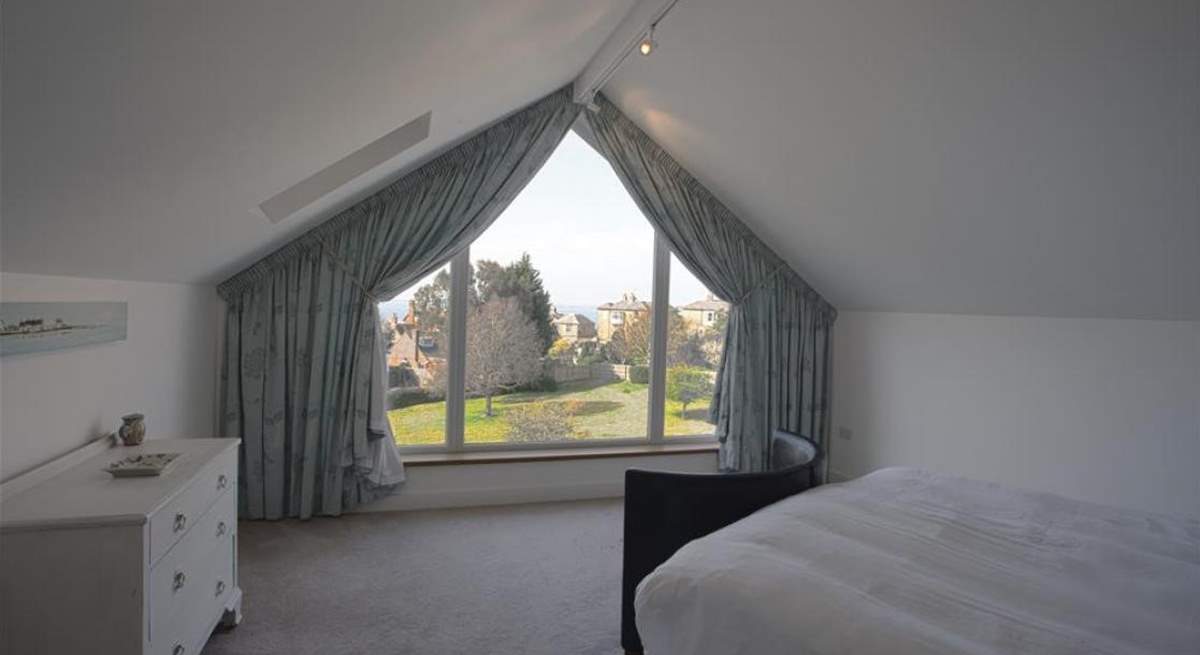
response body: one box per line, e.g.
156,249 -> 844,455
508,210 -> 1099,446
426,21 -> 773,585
0,438 -> 242,655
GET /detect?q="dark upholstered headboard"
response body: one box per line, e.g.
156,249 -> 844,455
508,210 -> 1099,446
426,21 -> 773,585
620,430 -> 822,654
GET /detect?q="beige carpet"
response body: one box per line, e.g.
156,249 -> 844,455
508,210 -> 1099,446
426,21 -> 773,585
203,499 -> 624,655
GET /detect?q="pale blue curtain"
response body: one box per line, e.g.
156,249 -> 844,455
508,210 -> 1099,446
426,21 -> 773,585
218,86 -> 581,518
583,96 -> 836,473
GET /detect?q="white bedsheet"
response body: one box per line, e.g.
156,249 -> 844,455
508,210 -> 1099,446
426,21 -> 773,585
635,468 -> 1200,655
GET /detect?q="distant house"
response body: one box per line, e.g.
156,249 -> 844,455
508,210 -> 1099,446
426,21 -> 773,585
596,292 -> 650,343
679,293 -> 729,334
551,312 -> 596,343
383,302 -> 442,384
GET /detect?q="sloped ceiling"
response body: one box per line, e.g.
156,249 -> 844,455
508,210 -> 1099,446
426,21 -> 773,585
1,0 -> 635,284
3,0 -> 1197,320
603,0 -> 1198,320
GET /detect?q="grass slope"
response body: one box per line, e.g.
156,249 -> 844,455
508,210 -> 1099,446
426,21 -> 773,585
388,379 -> 713,445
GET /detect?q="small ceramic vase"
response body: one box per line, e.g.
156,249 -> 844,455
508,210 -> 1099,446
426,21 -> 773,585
118,413 -> 146,446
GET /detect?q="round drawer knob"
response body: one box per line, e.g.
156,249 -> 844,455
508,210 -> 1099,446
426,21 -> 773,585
173,570 -> 186,591
217,474 -> 229,490
216,580 -> 226,596
173,513 -> 187,533
216,521 -> 227,537
173,644 -> 185,655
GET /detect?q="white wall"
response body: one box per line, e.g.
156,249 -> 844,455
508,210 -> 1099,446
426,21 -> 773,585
0,273 -> 220,482
831,312 -> 1200,518
607,0 -> 1199,321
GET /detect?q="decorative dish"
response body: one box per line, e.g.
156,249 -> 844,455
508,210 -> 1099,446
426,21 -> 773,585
104,453 -> 180,477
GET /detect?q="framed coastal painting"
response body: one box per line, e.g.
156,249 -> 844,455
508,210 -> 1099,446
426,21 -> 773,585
0,302 -> 128,356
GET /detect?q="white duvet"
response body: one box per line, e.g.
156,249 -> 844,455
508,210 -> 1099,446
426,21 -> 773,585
635,468 -> 1200,655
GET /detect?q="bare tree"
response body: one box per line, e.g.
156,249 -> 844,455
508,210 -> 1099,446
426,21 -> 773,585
465,297 -> 544,416
607,311 -> 651,365
606,306 -> 700,367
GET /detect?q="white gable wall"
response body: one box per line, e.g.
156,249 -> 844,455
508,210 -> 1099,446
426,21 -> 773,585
831,311 -> 1200,518
606,0 -> 1199,321
0,273 -> 220,482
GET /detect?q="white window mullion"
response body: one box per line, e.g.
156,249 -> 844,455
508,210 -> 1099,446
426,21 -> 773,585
445,248 -> 470,451
646,232 -> 671,443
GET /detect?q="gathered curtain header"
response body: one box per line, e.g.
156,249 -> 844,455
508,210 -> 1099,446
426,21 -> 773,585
586,96 -> 836,325
218,85 -> 580,303
583,94 -> 835,473
220,87 -> 834,326
219,84 -> 582,518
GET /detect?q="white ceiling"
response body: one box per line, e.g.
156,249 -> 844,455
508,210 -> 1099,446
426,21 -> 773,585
604,0 -> 1199,320
1,0 -> 635,284
3,0 -> 1197,320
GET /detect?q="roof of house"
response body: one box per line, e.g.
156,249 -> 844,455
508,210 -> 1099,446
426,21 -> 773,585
599,292 -> 649,312
552,313 -> 594,327
598,300 -> 650,311
681,295 -> 730,312
597,301 -> 648,311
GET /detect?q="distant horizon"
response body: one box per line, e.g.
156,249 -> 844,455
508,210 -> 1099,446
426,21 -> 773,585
378,298 -> 723,325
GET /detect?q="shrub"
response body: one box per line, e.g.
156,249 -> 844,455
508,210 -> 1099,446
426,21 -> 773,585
628,365 -> 650,384
505,403 -> 575,442
576,341 -> 606,365
548,338 -> 574,360
577,350 -> 606,365
666,365 -> 715,416
388,363 -> 419,389
518,374 -> 558,393
386,387 -> 436,410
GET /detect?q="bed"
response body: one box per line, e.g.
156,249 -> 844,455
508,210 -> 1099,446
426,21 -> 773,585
630,467 -> 1200,655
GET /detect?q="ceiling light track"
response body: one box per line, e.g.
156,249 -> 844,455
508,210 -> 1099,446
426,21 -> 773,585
639,24 -> 657,56
573,0 -> 681,110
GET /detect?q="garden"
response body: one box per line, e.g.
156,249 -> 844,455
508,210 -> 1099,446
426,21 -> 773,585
384,253 -> 724,446
387,376 -> 715,445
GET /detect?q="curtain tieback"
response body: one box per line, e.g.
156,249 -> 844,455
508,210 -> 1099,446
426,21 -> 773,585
313,233 -> 383,305
734,263 -> 787,305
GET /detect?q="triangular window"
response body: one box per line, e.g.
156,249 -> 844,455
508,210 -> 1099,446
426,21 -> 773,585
378,127 -> 727,449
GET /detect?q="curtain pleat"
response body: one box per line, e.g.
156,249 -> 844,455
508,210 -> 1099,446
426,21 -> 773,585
584,96 -> 836,473
219,86 -> 581,518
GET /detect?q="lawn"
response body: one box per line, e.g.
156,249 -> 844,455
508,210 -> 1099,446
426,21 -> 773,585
388,379 -> 714,446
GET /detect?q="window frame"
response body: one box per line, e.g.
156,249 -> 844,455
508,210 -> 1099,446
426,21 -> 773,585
391,233 -> 718,454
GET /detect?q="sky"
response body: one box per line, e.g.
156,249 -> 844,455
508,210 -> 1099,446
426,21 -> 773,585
380,130 -> 713,319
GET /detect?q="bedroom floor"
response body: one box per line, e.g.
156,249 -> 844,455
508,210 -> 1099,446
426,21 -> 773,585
202,499 -> 624,655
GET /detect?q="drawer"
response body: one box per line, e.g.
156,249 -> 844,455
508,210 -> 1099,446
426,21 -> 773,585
154,541 -> 235,655
149,447 -> 236,565
150,490 -> 236,652
159,536 -> 235,655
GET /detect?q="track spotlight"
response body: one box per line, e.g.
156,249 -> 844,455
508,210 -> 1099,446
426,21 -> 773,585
639,26 -> 656,56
